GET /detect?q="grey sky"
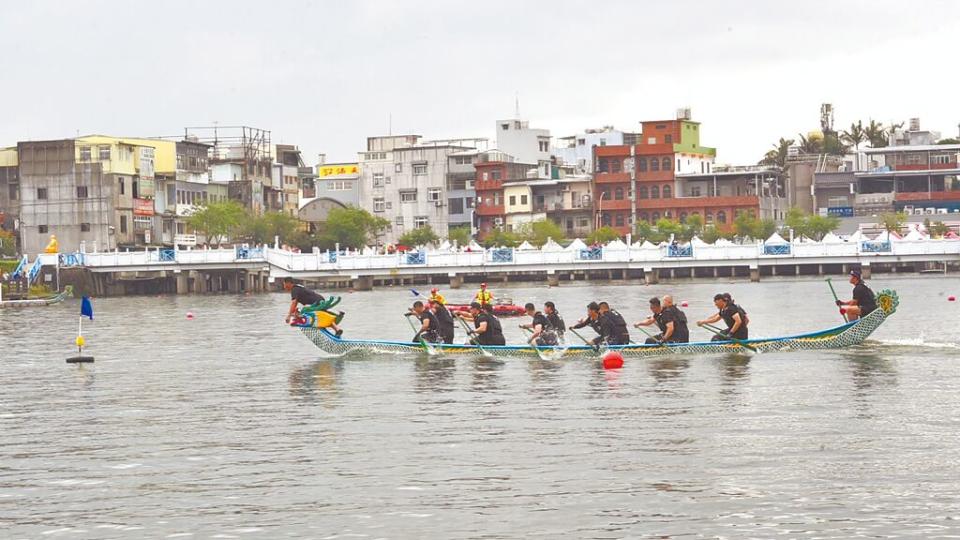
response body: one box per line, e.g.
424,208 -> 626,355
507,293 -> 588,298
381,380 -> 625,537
2,0 -> 959,165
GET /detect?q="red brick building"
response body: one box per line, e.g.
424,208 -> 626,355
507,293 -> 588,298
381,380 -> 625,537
592,115 -> 785,233
473,151 -> 534,237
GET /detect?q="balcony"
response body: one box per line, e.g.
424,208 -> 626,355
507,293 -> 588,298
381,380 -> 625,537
895,190 -> 960,202
594,172 -> 630,184
598,198 -> 633,211
475,204 -> 505,216
475,179 -> 503,191
637,195 -> 760,210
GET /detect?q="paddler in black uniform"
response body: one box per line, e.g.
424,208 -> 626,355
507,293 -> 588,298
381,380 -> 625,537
430,299 -> 456,344
544,301 -> 566,343
570,302 -> 603,344
283,277 -> 343,336
409,300 -> 441,344
837,269 -> 877,321
635,295 -> 689,344
598,301 -> 630,345
520,302 -> 559,346
697,293 -> 748,341
456,302 -> 506,345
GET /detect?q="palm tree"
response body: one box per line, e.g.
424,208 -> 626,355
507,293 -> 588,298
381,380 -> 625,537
797,133 -> 822,155
885,121 -> 905,145
841,121 -> 866,153
864,119 -> 886,148
759,137 -> 795,169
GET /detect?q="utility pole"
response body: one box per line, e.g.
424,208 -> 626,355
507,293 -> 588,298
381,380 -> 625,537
628,146 -> 637,229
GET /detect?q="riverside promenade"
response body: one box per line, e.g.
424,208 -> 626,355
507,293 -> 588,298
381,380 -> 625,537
17,235 -> 960,296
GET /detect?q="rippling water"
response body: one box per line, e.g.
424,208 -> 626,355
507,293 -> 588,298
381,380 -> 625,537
2,277 -> 960,538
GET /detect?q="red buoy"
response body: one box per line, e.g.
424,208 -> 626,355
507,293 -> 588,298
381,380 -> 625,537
602,351 -> 624,369
680,301 -> 689,307
839,308 -> 847,315
186,312 -> 195,320
949,296 -> 956,302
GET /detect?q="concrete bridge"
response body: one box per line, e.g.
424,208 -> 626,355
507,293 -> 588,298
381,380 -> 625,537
26,239 -> 960,296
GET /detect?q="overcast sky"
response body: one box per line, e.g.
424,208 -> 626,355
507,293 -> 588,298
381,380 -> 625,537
2,0 -> 959,165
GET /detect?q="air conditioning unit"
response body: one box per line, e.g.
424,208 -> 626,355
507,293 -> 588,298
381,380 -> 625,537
493,217 -> 503,226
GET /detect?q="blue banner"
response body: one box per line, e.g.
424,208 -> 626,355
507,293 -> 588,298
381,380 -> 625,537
80,296 -> 94,320
827,207 -> 854,217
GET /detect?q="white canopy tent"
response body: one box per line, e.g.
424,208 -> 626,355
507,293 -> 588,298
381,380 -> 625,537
565,238 -> 588,251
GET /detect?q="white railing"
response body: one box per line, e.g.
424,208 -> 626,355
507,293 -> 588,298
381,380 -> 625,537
29,239 -> 960,273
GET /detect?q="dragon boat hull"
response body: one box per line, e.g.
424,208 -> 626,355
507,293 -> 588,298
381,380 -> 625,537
297,290 -> 898,360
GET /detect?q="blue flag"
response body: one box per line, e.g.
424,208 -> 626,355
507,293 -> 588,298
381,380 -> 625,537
80,296 -> 94,320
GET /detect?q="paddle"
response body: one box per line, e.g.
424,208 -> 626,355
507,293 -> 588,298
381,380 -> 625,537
455,315 -> 493,358
825,278 -> 849,323
568,327 -> 600,353
404,313 -> 438,356
701,322 -> 758,353
521,327 -> 553,361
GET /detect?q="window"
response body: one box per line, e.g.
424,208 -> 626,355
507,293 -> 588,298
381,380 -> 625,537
577,138 -> 586,146
400,191 -> 417,203
578,217 -> 590,227
365,152 -> 387,160
520,195 -> 528,205
665,134 -> 673,144
373,173 -> 385,187
664,210 -> 672,219
38,225 -> 48,234
652,212 -> 660,221
639,186 -> 648,199
509,195 -> 516,206
662,157 -> 671,171
120,215 -> 128,234
386,201 -> 393,209
99,146 -> 111,161
80,222 -> 91,232
690,186 -> 701,197
717,210 -> 727,224
395,163 -> 402,173
640,212 -> 649,223
37,188 -> 48,200
662,185 -> 671,198
490,170 -> 501,181
427,188 -> 442,202
677,159 -> 681,172
413,164 -> 427,175
448,198 -> 464,214
614,187 -> 624,200
651,186 -> 659,198
78,146 -> 91,161
638,157 -> 647,172
679,212 -> 687,223
8,184 -> 17,200
77,186 -> 88,198
705,212 -> 713,224
602,213 -> 611,226
395,216 -> 404,226
597,158 -> 608,173
599,138 -> 606,146
119,178 -> 125,195
614,214 -> 624,227
611,159 -> 621,173
373,198 -> 385,212
414,216 -> 429,229
651,158 -> 660,172
539,140 -> 549,152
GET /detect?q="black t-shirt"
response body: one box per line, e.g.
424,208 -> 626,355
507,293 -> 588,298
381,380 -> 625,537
853,282 -> 877,315
475,312 -> 506,345
531,312 -> 550,331
418,310 -> 440,332
719,303 -> 748,339
434,304 -> 455,330
659,305 -> 689,343
291,284 -> 323,305
599,311 -> 630,344
546,312 -> 565,333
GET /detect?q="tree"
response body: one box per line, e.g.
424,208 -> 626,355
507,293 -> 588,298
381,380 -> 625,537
864,119 -> 887,148
635,221 -> 666,244
937,137 -> 960,145
398,225 -> 439,247
684,214 -> 705,239
804,214 -> 841,241
521,219 -> 565,247
759,137 -> 795,169
928,221 -> 951,238
186,200 -> 247,246
755,218 -> 777,240
797,133 -> 822,154
878,211 -> 907,234
822,132 -> 849,156
732,212 -> 775,241
481,228 -> 522,248
0,229 -> 16,257
242,211 -> 301,245
841,121 -> 866,153
884,121 -> 905,145
447,225 -> 471,247
586,226 -> 620,245
315,207 -> 389,250
654,218 -> 683,241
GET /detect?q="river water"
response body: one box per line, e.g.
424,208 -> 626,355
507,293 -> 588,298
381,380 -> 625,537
2,277 -> 959,539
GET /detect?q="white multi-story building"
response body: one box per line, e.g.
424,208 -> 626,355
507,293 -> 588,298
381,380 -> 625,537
359,135 -> 485,244
554,126 -> 625,174
495,119 -> 552,179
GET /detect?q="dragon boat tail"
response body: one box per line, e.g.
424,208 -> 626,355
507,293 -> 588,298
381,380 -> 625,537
295,289 -> 898,360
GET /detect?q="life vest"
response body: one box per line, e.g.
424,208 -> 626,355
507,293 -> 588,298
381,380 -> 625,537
475,290 -> 493,304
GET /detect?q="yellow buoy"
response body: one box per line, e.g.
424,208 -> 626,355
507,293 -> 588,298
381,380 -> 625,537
75,335 -> 85,347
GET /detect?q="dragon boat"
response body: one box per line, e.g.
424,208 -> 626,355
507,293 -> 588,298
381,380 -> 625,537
0,285 -> 73,308
295,289 -> 898,360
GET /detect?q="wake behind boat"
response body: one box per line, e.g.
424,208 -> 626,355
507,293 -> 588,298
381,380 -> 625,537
295,289 -> 899,359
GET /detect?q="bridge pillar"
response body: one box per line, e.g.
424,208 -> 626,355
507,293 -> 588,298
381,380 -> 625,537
352,276 -> 373,291
176,272 -> 189,294
861,263 -> 871,280
749,265 -> 760,282
449,274 -> 463,289
244,271 -> 256,293
644,268 -> 659,285
190,271 -> 205,293
546,271 -> 559,287
771,265 -> 777,276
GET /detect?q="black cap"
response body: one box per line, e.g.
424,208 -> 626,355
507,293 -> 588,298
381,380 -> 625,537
850,269 -> 862,278
470,301 -> 482,310
649,297 -> 661,306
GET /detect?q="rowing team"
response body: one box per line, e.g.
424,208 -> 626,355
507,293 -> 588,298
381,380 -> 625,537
407,269 -> 877,348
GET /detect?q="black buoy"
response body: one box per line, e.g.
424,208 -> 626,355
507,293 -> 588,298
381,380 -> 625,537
66,355 -> 95,364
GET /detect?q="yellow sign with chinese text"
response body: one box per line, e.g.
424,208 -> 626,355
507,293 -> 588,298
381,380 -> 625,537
318,164 -> 359,177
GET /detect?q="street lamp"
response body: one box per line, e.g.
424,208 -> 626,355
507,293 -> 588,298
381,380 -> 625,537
595,191 -> 606,230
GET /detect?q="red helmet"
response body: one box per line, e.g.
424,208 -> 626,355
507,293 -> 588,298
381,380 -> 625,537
480,282 -> 487,288
431,288 -> 439,293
